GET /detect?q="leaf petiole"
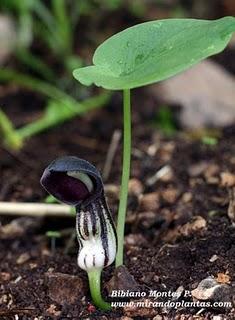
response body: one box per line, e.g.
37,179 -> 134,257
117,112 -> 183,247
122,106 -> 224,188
115,89 -> 131,267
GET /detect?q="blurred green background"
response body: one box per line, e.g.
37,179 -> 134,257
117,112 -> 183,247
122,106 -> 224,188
0,0 -> 234,151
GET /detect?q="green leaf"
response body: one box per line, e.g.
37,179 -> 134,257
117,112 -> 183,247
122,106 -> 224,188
73,17 -> 235,90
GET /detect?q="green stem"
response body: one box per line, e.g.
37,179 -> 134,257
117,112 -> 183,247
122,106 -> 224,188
0,108 -> 23,150
0,68 -> 73,102
52,0 -> 72,55
0,68 -> 111,148
16,92 -> 110,139
115,89 -> 131,267
87,269 -> 111,311
16,48 -> 55,81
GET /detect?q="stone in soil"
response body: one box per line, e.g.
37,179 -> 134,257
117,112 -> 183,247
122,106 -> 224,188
45,272 -> 87,305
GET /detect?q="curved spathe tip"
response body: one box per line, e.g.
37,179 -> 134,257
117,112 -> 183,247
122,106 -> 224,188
40,156 -> 103,206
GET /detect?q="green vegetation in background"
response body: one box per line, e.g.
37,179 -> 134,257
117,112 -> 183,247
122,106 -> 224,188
0,0 -> 121,150
0,0 -> 194,150
0,68 -> 110,149
201,136 -> 218,146
44,194 -> 76,216
153,106 -> 177,136
46,230 -> 61,254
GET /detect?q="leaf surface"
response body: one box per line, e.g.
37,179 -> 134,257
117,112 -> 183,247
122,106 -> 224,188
73,17 -> 235,90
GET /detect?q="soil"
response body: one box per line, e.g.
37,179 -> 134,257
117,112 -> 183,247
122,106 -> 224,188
1,3 -> 235,320
1,86 -> 235,319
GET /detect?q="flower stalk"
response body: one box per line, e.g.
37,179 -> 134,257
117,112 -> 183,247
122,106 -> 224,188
88,269 -> 111,311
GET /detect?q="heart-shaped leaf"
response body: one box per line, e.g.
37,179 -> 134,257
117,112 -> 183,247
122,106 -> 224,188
73,17 -> 235,90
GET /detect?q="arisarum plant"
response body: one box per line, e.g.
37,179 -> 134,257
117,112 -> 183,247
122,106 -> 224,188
40,156 -> 117,310
40,16 -> 235,312
73,17 -> 235,269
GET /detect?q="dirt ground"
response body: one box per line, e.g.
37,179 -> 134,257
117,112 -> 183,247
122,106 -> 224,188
0,83 -> 235,319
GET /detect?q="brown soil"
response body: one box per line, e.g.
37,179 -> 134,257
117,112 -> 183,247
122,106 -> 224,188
0,85 -> 235,319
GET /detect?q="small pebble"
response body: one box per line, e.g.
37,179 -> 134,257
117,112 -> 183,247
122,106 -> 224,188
46,304 -> 61,317
212,316 -> 223,320
209,255 -> 218,262
153,316 -> 164,320
191,276 -> 232,306
104,184 -> 119,199
221,172 -> 235,187
16,252 -> 30,265
139,192 -> 160,211
128,178 -> 143,196
204,164 -> 219,179
182,192 -> 192,203
180,216 -> 207,236
45,272 -> 87,304
0,272 -> 11,281
216,272 -> 230,284
106,265 -> 139,294
161,187 -> 179,204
